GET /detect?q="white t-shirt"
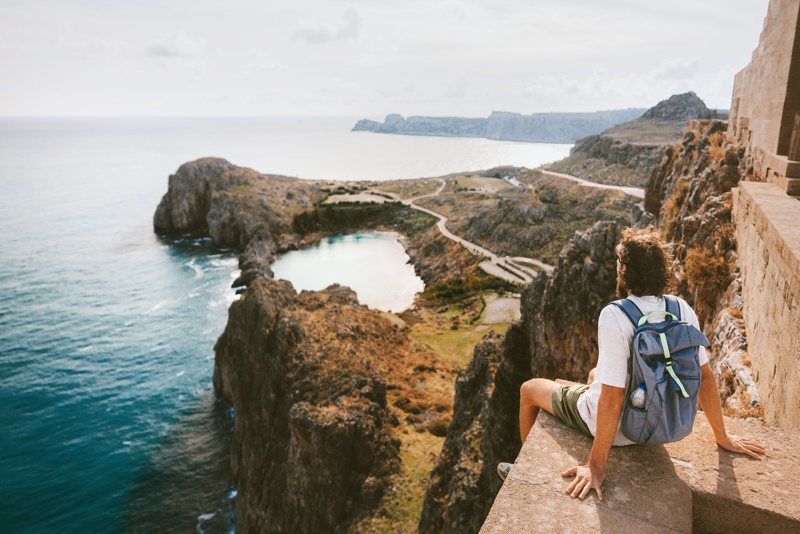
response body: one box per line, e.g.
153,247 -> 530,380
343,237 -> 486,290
576,295 -> 708,446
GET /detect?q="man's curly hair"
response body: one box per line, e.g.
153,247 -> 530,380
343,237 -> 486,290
616,226 -> 673,298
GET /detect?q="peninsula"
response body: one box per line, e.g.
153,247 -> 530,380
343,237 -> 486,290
352,108 -> 646,144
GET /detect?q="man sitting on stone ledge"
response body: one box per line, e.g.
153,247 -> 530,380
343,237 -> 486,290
497,227 -> 765,500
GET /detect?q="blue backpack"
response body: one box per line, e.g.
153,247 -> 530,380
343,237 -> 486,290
612,296 -> 710,445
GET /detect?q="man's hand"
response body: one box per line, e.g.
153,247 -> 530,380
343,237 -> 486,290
562,464 -> 604,501
717,432 -> 766,460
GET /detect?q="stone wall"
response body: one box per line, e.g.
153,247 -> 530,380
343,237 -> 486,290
729,0 -> 800,194
733,181 -> 800,431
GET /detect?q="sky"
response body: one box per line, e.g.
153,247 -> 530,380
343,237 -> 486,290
0,0 -> 771,117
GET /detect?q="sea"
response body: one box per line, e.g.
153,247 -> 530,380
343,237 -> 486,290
0,117 -> 571,533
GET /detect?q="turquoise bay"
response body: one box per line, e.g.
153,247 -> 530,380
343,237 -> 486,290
272,233 -> 425,313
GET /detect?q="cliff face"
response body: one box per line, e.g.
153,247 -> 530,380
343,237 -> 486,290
213,278 -> 403,533
422,121 -> 760,532
419,218 -> 628,532
154,158 -> 322,285
645,120 -> 760,417
352,108 -> 644,144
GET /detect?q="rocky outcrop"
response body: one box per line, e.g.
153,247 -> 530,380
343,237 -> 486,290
154,158 -> 252,235
641,91 -> 711,121
154,158 -> 322,285
353,108 -> 645,144
213,278 -> 403,533
548,92 -> 717,187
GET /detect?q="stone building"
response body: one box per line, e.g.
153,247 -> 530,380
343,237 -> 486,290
729,0 -> 800,432
729,0 -> 800,196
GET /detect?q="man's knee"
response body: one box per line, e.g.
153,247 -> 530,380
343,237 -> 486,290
520,378 -> 550,406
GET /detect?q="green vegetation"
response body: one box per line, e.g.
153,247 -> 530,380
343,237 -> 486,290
424,272 -> 517,302
353,431 -> 445,533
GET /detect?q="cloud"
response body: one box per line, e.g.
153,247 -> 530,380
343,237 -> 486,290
144,31 -> 202,58
293,6 -> 363,43
443,80 -> 466,99
654,58 -> 700,79
241,60 -> 289,76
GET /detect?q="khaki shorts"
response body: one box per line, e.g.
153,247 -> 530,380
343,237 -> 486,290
551,384 -> 593,439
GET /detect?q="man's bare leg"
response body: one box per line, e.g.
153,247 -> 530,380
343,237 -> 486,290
519,378 -> 559,444
587,368 -> 596,385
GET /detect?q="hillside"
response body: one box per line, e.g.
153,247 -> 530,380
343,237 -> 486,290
547,92 -> 724,187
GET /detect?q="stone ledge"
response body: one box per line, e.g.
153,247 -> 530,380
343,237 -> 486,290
735,181 -> 800,287
481,410 -> 800,533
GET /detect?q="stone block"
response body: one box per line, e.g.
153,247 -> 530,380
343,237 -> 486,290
482,410 -> 800,533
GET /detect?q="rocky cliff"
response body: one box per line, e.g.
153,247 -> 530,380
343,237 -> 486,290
353,108 -> 645,144
214,278 -> 403,532
153,158 -> 451,288
548,92 -> 717,187
154,158 -> 324,285
420,120 -> 760,532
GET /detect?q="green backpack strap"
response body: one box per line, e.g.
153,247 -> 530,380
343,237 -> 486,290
638,309 -> 690,399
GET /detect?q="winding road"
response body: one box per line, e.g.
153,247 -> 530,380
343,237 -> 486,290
539,169 -> 645,199
400,180 -> 538,285
358,167 -> 644,286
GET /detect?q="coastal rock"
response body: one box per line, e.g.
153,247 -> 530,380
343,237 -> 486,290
213,278 -> 402,533
153,158 -> 253,235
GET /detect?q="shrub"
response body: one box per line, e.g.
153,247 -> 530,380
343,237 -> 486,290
684,247 -> 731,309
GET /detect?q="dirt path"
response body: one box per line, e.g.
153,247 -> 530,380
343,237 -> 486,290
400,180 -> 537,285
539,169 -> 645,199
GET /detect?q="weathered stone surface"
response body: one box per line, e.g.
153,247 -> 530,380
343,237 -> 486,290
729,0 -> 800,189
733,181 -> 800,431
482,410 -> 800,533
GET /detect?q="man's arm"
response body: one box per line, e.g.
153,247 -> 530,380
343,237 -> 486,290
562,384 -> 625,501
698,363 -> 765,460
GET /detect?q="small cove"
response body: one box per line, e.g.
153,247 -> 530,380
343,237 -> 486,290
271,232 -> 424,313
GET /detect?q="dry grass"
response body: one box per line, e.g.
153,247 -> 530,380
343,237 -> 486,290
375,179 -> 440,199
352,430 -> 445,533
708,131 -> 725,163
455,176 -> 512,190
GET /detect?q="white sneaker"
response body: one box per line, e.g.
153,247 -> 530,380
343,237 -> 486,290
497,462 -> 513,481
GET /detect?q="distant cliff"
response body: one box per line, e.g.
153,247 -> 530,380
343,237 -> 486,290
548,92 -> 720,187
420,120 -> 760,532
353,109 -> 645,144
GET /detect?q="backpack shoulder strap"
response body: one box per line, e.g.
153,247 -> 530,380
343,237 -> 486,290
611,298 -> 644,329
664,295 -> 682,321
